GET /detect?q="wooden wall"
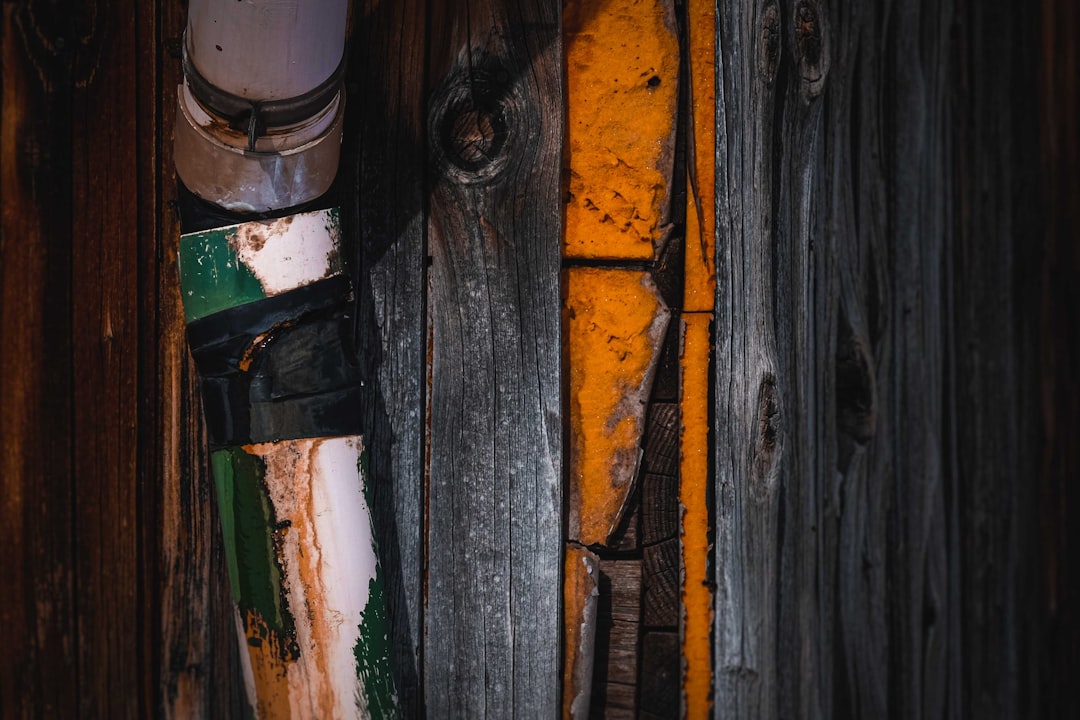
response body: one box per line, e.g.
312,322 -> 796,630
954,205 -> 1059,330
0,0 -> 1076,718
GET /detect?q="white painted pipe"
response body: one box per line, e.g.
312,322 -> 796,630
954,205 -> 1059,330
175,0 -> 350,212
186,0 -> 348,102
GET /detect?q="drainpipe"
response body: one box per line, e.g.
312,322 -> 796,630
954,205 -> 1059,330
173,2 -> 399,718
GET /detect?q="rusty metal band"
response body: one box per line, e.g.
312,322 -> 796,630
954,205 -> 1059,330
181,43 -> 346,150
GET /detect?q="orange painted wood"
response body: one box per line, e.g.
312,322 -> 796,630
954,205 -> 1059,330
682,0 -> 717,311
679,313 -> 712,716
563,0 -> 678,261
566,267 -> 670,546
563,545 -> 599,719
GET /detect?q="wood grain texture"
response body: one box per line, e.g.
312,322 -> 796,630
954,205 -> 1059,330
1039,0 -> 1080,716
712,1 -> 1044,718
423,1 -> 563,715
350,1 -> 429,711
0,4 -> 78,716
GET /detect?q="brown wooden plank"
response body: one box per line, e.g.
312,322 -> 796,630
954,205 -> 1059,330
423,1 -> 563,715
350,1 -> 429,710
70,2 -> 145,714
0,4 -> 78,717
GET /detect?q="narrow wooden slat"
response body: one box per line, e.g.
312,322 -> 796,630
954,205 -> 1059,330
679,314 -> 712,716
712,3 -> 786,716
0,5 -> 77,717
682,0 -> 717,311
424,2 -> 563,715
351,2 -> 429,709
564,545 -> 600,719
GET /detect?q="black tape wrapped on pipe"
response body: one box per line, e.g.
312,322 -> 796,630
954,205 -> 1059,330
177,185 -> 362,448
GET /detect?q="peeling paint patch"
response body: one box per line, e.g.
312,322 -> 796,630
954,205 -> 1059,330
567,267 -> 670,545
563,0 -> 678,260
211,437 -> 397,719
178,207 -> 343,322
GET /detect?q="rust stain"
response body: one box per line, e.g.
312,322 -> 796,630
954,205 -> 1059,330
567,267 -> 670,546
679,314 -> 713,716
242,607 -> 295,720
249,438 -> 338,718
684,0 -> 718,311
563,0 -> 678,260
228,215 -> 294,256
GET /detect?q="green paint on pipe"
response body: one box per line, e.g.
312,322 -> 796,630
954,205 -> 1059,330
211,447 -> 298,659
354,574 -> 398,718
178,226 -> 266,322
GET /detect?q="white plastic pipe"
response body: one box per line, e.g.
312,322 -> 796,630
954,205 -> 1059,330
186,0 -> 348,102
175,0 -> 350,212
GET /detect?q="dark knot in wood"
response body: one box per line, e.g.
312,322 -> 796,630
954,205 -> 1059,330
759,4 -> 781,84
793,0 -> 828,99
751,372 -> 782,500
429,56 -> 523,184
446,106 -> 506,169
835,310 -> 877,473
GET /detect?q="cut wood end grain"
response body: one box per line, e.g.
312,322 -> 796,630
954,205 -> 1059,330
567,267 -> 671,546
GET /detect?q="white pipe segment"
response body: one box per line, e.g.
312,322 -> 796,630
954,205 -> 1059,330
186,0 -> 348,101
175,0 -> 350,212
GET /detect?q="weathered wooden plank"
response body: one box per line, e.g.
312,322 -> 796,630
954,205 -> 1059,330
950,0 -> 1042,716
424,2 -> 563,715
0,5 -> 78,717
350,1 -> 429,709
712,3 -> 786,716
643,539 -> 679,628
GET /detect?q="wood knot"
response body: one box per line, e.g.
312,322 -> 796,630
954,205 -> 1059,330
759,4 -> 782,84
835,310 -> 876,473
751,372 -> 782,499
429,55 -> 522,184
793,0 -> 828,99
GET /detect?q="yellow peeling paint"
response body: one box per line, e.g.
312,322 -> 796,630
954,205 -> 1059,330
564,0 -> 678,260
568,267 -> 670,546
684,0 -> 717,311
680,314 -> 713,716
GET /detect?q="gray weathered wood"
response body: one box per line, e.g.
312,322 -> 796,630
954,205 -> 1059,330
423,1 -> 563,715
712,1 -> 1042,718
351,1 -> 429,710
